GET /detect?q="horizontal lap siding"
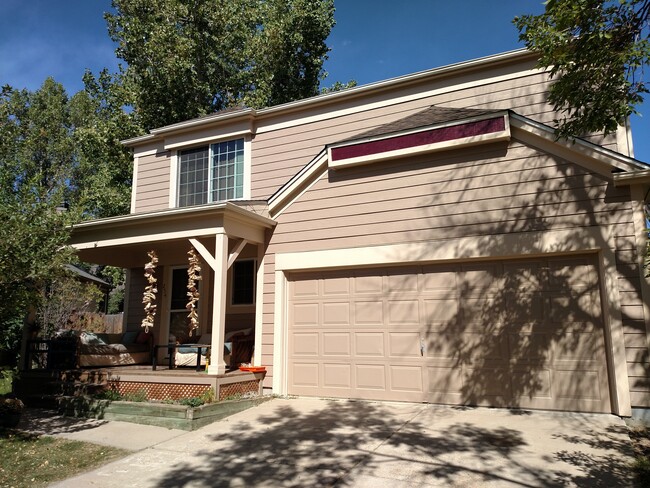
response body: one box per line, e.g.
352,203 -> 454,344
134,152 -> 171,213
261,142 -> 646,405
251,69 -> 618,200
251,70 -> 557,200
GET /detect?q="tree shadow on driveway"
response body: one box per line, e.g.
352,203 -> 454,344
154,399 -> 634,487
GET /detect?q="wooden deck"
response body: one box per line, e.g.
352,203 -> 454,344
18,365 -> 266,402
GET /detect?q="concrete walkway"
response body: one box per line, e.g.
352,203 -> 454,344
20,398 -> 635,487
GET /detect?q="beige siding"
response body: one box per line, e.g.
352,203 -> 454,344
251,68 -> 617,200
261,140 -> 645,406
134,151 -> 171,213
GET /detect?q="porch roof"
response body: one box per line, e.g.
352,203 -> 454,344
69,202 -> 276,268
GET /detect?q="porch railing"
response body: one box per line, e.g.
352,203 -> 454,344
24,338 -> 77,371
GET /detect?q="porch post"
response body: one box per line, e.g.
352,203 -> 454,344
208,230 -> 228,375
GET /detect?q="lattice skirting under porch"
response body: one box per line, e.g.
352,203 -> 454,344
218,379 -> 259,401
109,381 -> 210,400
107,374 -> 263,401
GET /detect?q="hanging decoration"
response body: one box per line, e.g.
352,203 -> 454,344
186,247 -> 202,337
141,250 -> 158,333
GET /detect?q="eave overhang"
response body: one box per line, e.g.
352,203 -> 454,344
269,109 -> 649,219
121,49 -> 536,149
70,202 -> 276,267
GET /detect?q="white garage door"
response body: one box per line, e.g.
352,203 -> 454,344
287,255 -> 611,413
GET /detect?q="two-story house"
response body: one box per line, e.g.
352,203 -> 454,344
70,49 -> 650,418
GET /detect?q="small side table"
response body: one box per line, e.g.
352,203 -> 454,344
152,343 -> 211,372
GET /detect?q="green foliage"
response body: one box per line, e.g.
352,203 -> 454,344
178,396 -> 205,408
37,277 -> 104,337
122,389 -> 148,402
514,0 -> 650,138
0,369 -> 14,395
106,0 -> 335,129
320,80 -> 358,94
96,388 -> 124,401
69,70 -> 140,219
0,81 -> 77,355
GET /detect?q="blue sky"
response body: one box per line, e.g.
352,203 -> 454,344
1,0 -> 647,161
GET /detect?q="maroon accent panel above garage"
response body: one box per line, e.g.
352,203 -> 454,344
330,117 -> 506,162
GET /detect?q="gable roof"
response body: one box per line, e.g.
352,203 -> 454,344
268,106 -> 649,218
122,49 -> 538,147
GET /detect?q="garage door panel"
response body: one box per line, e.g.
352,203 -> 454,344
464,367 -> 512,398
504,292 -> 544,320
387,272 -> 419,292
322,302 -> 350,325
428,366 -> 464,393
323,276 -> 349,295
356,364 -> 387,390
322,332 -> 351,356
353,274 -> 383,294
323,363 -> 352,388
460,265 -> 502,292
554,369 -> 605,401
354,301 -> 384,325
424,337 -> 458,360
553,333 -> 604,361
289,277 -> 319,297
291,362 -> 319,387
388,332 -> 421,358
287,255 -> 611,412
549,259 -> 597,289
423,298 -> 459,325
510,368 -> 552,398
507,333 -> 552,362
390,365 -> 423,392
291,332 -> 319,356
421,268 -> 457,291
388,300 -> 420,324
291,302 -> 319,326
354,332 -> 385,357
463,333 -> 509,362
460,297 -> 502,325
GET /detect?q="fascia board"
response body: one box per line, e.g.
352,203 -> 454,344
327,113 -> 511,170
509,113 -> 648,174
268,150 -> 328,218
613,169 -> 650,186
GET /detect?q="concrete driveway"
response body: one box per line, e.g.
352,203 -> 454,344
46,397 -> 634,487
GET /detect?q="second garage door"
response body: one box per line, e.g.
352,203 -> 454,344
287,255 -> 611,413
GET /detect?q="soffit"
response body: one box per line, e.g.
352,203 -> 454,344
70,202 -> 276,268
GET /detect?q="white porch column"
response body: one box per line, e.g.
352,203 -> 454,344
208,231 -> 228,375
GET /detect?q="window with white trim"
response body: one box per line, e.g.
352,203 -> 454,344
178,138 -> 244,207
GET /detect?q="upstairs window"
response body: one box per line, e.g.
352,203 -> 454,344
178,138 -> 244,207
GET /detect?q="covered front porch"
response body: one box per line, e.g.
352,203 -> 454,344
68,202 -> 275,376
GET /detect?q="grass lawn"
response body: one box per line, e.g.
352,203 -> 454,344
0,368 -> 13,395
0,429 -> 129,488
630,426 -> 650,487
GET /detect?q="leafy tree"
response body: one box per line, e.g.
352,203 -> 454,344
105,0 -> 335,129
0,75 -> 139,356
0,81 -> 77,354
514,0 -> 650,138
70,69 -> 140,218
320,80 -> 358,94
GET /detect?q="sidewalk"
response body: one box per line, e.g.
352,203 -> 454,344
17,408 -> 187,451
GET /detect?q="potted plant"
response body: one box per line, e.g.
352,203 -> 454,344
0,396 -> 24,428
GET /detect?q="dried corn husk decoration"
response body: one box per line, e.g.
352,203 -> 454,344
186,248 -> 202,337
141,250 -> 158,333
